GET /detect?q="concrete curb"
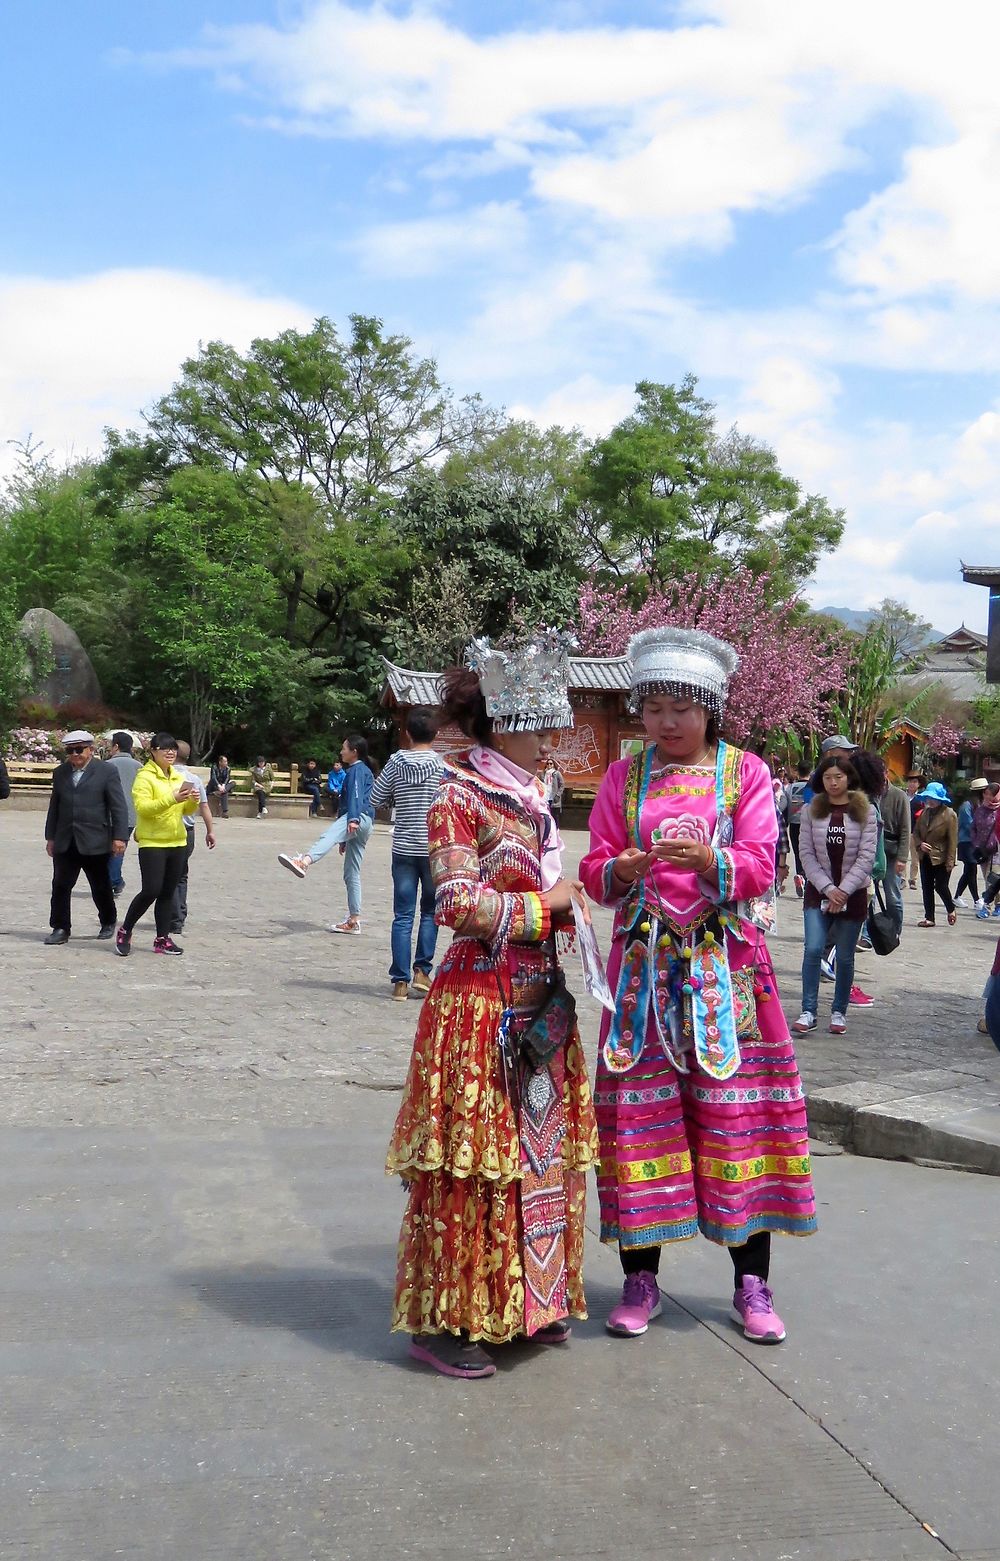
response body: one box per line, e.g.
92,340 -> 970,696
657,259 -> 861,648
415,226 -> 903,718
807,1069 -> 1000,1175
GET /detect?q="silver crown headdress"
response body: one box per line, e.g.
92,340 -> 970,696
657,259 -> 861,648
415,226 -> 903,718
465,628 -> 576,733
628,627 -> 739,722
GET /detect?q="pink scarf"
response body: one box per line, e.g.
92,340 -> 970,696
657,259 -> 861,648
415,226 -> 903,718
468,745 -> 564,890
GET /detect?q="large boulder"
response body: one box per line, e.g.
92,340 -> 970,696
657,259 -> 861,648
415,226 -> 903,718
19,608 -> 103,708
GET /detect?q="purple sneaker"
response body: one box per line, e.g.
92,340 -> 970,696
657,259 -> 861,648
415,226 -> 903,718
731,1275 -> 786,1343
606,1271 -> 662,1337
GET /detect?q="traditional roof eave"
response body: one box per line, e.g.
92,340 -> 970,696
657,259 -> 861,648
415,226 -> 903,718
961,564 -> 1000,585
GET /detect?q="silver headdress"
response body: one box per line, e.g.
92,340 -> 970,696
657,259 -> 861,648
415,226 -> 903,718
465,628 -> 576,733
628,627 -> 739,723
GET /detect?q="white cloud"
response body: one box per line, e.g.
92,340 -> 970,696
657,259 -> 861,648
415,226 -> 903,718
0,269 -> 311,477
353,201 -> 528,278
834,131 -> 1000,301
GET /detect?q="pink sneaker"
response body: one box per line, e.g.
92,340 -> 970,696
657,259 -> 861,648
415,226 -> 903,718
849,984 -> 874,1008
606,1271 -> 662,1336
731,1275 -> 785,1343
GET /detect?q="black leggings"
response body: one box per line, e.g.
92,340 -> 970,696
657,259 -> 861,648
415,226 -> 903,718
122,846 -> 188,938
621,1231 -> 771,1286
919,856 -> 955,922
954,846 -> 979,903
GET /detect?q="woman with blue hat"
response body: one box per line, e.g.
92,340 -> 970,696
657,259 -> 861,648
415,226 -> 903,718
912,782 -> 958,927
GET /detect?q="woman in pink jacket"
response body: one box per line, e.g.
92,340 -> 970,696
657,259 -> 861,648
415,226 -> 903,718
794,754 -> 878,1037
580,628 -> 816,1347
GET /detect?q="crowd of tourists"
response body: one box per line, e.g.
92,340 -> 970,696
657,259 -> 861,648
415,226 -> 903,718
19,624 -> 1000,1383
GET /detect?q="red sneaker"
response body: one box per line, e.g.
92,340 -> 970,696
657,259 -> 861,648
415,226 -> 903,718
848,984 -> 874,1007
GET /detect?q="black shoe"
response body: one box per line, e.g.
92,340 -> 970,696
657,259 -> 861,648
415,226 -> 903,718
115,927 -> 131,957
169,923 -> 184,935
44,928 -> 70,946
97,923 -> 116,940
112,883 -> 124,897
153,936 -> 183,955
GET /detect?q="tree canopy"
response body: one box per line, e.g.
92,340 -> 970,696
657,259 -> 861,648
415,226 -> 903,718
0,319 -> 852,758
573,377 -> 845,592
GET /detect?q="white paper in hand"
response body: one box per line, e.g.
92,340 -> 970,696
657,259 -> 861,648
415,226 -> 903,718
570,889 -> 616,1012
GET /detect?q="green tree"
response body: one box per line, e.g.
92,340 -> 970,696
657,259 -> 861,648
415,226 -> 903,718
0,580 -> 31,740
441,413 -> 585,509
394,472 -> 582,650
574,376 -> 844,590
148,314 -> 476,515
0,445 -> 111,615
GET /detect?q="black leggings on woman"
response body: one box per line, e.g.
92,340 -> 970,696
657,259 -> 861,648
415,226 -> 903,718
122,846 -> 188,938
621,1231 -> 771,1286
919,856 -> 955,923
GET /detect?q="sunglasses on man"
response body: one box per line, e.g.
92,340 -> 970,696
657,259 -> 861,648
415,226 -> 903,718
64,744 -> 90,755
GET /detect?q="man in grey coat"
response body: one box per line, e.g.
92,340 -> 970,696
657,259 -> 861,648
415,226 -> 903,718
879,777 -> 911,937
106,731 -> 142,898
44,730 -> 128,945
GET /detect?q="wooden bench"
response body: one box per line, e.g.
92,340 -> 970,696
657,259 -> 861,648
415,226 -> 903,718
1,759 -> 336,820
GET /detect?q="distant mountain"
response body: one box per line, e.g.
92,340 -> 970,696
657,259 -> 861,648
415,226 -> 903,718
815,606 -> 946,645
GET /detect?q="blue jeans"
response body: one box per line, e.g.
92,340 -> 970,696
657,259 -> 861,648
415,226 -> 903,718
802,906 -> 864,1016
107,828 -> 133,890
882,858 -> 904,936
308,814 -> 348,863
302,779 -> 323,816
342,814 -> 373,919
389,854 -> 437,983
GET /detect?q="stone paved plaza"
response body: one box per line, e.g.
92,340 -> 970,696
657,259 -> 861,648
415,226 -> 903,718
3,808 -> 1000,1559
3,810 -> 999,1123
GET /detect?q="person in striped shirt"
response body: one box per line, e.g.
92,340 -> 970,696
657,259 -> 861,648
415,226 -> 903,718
371,708 -> 444,1001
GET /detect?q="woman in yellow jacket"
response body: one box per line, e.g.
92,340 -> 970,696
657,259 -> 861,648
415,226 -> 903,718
115,733 -> 199,956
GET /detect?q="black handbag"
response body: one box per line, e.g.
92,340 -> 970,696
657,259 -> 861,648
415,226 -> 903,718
866,879 -> 900,956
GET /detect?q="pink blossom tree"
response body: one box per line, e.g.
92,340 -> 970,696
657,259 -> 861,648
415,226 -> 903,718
926,715 -> 965,759
577,571 -> 848,749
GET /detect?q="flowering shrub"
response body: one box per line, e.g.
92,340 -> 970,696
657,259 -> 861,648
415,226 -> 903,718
4,727 -> 61,763
577,571 -> 848,748
3,727 -> 153,763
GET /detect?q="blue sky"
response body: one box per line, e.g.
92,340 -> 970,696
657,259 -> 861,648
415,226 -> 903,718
4,0 -> 1000,629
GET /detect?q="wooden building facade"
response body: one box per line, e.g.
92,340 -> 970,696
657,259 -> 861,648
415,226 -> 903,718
380,656 -> 645,794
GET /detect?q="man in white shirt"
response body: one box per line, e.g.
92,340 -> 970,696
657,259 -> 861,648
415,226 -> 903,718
171,740 -> 217,933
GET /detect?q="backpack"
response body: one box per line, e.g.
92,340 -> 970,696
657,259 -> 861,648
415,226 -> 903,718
786,780 -> 809,822
870,800 -> 887,883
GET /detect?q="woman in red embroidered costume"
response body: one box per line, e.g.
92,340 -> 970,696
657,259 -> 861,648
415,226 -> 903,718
386,632 -> 599,1378
579,628 -> 816,1346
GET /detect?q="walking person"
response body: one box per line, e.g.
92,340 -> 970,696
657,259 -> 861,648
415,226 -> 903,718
542,757 -> 565,820
795,753 -> 878,1035
580,628 -> 816,1346
870,763 -> 910,938
913,782 -> 959,928
906,775 -> 924,888
250,756 -> 274,818
786,760 -> 812,896
386,631 -> 598,1377
971,782 -> 1000,916
207,754 -> 235,818
105,731 -> 142,899
277,735 -> 376,934
0,754 -> 9,801
954,778 -> 989,908
170,741 -> 217,935
43,730 -> 128,945
115,734 -> 199,957
369,709 -> 444,1001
